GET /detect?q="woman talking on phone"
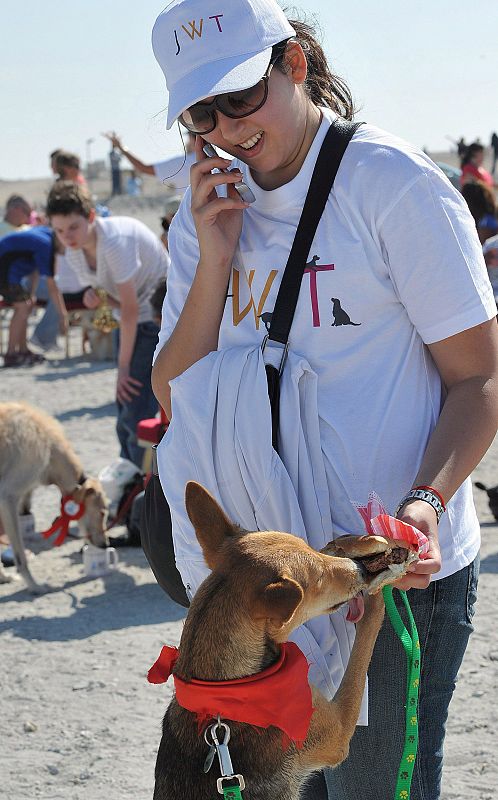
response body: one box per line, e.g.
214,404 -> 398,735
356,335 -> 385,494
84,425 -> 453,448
150,1 -> 498,798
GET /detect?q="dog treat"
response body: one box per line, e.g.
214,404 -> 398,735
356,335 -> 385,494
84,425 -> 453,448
357,546 -> 409,574
323,534 -> 418,593
326,534 -> 413,559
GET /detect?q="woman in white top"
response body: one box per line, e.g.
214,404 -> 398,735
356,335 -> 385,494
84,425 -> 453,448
150,1 -> 498,798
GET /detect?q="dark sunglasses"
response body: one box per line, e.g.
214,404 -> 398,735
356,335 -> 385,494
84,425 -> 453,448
179,50 -> 283,135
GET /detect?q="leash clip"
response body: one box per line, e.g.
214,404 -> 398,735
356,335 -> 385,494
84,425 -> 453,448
204,717 -> 246,796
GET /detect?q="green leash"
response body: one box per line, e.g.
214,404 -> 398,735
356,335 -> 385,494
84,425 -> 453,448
382,586 -> 421,800
221,786 -> 244,799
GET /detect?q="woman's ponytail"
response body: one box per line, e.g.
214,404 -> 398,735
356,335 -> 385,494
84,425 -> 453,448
290,19 -> 354,119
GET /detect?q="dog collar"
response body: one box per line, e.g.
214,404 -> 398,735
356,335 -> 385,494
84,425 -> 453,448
148,641 -> 313,748
40,495 -> 85,547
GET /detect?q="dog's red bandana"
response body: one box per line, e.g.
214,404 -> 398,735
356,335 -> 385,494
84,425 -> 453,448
148,641 -> 313,748
40,496 -> 85,546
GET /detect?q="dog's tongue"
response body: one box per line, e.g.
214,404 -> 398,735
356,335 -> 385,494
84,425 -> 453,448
346,593 -> 365,623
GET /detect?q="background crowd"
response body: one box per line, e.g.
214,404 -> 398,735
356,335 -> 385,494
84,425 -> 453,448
0,135 -> 195,471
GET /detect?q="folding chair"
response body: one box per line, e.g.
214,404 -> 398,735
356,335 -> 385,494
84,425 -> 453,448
136,407 -> 169,472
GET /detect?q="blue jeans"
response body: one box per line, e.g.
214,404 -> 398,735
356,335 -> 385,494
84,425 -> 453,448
323,558 -> 479,800
32,277 -> 59,346
19,276 -> 57,347
29,279 -> 87,348
115,320 -> 159,468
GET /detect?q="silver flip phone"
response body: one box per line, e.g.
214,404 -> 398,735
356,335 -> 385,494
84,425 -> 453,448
202,142 -> 256,204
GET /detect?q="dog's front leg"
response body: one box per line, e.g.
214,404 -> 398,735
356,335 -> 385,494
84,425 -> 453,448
302,593 -> 385,769
0,497 -> 47,593
0,507 -> 17,584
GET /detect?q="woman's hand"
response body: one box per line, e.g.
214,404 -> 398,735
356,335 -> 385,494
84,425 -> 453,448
151,140 -> 251,418
102,130 -> 122,149
83,288 -> 101,310
116,365 -> 142,404
394,499 -> 442,590
190,137 -> 249,271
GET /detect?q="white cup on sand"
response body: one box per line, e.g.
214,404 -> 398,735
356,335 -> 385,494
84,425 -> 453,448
82,544 -> 119,578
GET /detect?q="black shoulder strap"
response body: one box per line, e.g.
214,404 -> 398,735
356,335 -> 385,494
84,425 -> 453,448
267,118 -> 362,346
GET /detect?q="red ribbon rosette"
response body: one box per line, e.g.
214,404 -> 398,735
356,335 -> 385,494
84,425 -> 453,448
40,495 -> 85,546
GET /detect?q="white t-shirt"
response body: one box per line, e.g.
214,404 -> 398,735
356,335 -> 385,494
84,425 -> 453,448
156,109 -> 496,580
55,253 -> 87,293
153,151 -> 197,195
65,216 -> 169,323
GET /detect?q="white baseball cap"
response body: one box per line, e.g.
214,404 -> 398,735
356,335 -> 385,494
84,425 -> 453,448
152,0 -> 295,129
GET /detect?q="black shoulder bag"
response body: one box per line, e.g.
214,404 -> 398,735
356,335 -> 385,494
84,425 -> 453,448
264,118 -> 361,450
141,119 -> 361,607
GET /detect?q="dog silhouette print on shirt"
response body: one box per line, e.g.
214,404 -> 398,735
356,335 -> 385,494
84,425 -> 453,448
330,298 -> 361,326
259,312 -> 273,332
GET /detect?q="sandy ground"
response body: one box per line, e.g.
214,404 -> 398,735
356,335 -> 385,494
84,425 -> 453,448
0,332 -> 183,800
0,176 -> 497,798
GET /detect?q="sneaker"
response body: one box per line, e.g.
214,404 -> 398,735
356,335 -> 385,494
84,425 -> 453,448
3,352 -> 26,368
21,349 -> 46,365
1,547 -> 14,567
30,334 -> 62,353
1,547 -> 34,567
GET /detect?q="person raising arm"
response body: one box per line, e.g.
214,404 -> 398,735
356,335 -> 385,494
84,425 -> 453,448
102,129 -> 197,195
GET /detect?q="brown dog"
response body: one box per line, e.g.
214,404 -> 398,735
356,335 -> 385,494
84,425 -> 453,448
151,482 -> 396,799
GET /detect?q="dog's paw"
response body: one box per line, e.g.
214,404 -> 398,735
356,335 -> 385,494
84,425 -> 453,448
28,582 -> 51,595
22,577 -> 51,595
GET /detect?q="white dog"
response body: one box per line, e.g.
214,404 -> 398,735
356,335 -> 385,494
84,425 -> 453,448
0,402 -> 109,593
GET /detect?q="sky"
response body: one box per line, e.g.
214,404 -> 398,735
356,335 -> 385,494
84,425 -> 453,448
2,0 -> 497,181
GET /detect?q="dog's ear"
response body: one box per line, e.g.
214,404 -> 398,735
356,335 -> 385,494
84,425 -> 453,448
253,576 -> 304,629
72,480 -> 96,503
185,482 -> 237,569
